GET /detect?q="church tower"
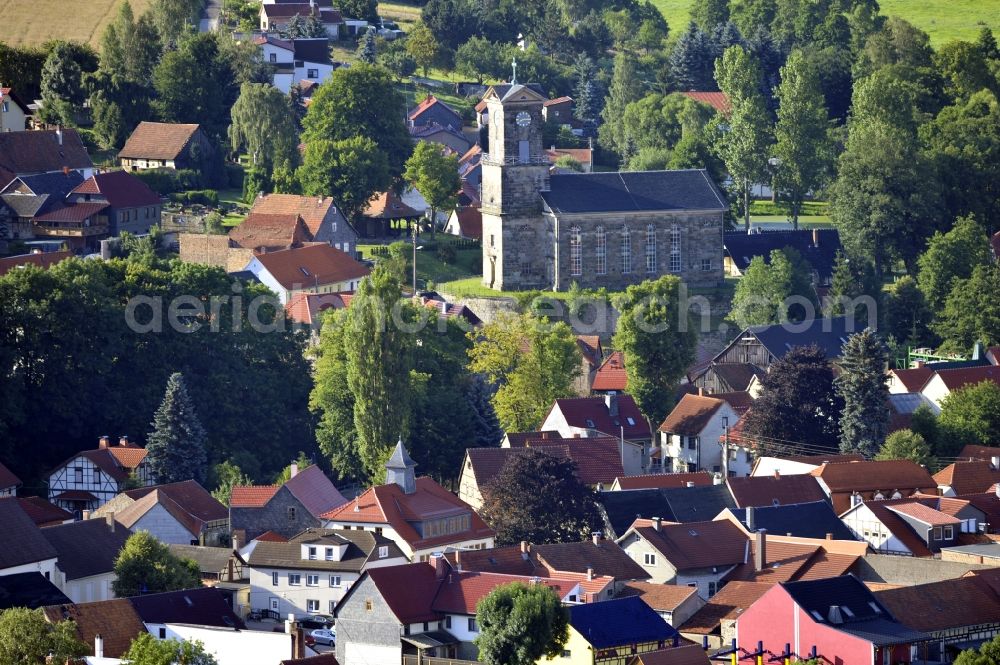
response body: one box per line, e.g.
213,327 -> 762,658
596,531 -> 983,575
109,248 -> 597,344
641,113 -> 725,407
479,78 -> 549,290
385,439 -> 416,495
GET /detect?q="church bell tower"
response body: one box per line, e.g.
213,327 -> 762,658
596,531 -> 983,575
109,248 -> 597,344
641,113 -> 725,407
479,74 -> 549,290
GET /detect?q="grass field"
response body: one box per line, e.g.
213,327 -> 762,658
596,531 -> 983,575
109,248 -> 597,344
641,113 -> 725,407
648,0 -> 1000,45
0,0 -> 155,47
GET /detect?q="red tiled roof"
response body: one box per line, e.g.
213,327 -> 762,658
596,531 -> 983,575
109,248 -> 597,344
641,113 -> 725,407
593,351 -> 627,392
543,96 -> 573,107
431,570 -> 574,614
106,445 -> 148,469
810,460 -> 936,493
713,392 -> 753,415
450,206 -> 481,239
71,170 -> 160,208
0,250 -> 72,276
33,201 -> 108,222
932,365 -> 1000,391
633,520 -> 748,571
534,539 -> 651,581
680,91 -> 731,115
251,193 -> 339,239
680,581 -> 770,634
726,474 -> 827,508
934,460 -> 1000,495
284,292 -> 349,325
255,530 -> 289,542
551,395 -> 650,439
725,539 -> 859,585
17,496 -> 72,526
885,502 -> 961,526
229,213 -> 312,251
49,443 -> 147,484
0,461 -> 21,489
366,562 -> 440,622
877,576 -> 1000,632
231,485 -> 280,508
254,243 -> 369,290
616,581 -> 699,611
576,335 -> 602,367
613,472 -> 712,491
42,598 -> 146,658
363,190 -> 421,219
658,393 -> 724,436
53,490 -> 99,501
322,477 -> 494,550
545,147 -> 593,166
284,464 -> 347,517
891,367 -> 934,392
960,445 -> 1000,462
119,122 -> 200,161
782,453 -> 865,465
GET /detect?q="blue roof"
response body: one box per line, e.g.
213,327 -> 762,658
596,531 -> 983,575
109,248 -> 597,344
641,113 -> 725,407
542,170 -> 727,214
570,596 -> 678,648
727,317 -> 861,363
736,501 -> 857,541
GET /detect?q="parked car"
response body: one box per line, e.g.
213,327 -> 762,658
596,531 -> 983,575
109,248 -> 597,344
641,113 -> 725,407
310,628 -> 336,646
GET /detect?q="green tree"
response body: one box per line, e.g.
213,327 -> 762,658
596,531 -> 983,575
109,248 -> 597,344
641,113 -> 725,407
668,22 -> 717,91
229,82 -> 300,181
475,582 -> 570,665
100,1 -> 161,84
882,275 -> 934,349
357,27 -> 378,65
153,33 -> 237,139
825,250 -> 879,324
340,0 -> 378,22
146,372 -> 209,484
598,53 -> 644,160
301,63 -> 411,180
298,137 -> 391,222
406,22 -> 442,77
916,216 -> 991,311
380,44 -> 417,80
938,381 -> 1000,455
836,329 -> 890,458
88,72 -> 154,149
209,460 -> 251,505
731,248 -> 816,326
773,50 -> 833,227
742,345 -> 842,450
455,37 -> 503,84
151,0 -> 201,47
113,531 -> 201,597
404,141 -> 460,237
934,40 -> 996,102
614,275 -> 698,428
40,42 -> 85,125
714,45 -> 774,231
934,263 -> 1000,352
468,312 -> 579,433
690,0 -> 730,32
123,633 -> 218,665
0,608 -> 87,665
955,632 -> 1000,665
344,267 -> 414,481
875,429 -> 934,467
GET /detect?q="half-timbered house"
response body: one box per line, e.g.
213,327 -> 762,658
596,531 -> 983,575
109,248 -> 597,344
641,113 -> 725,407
46,436 -> 152,516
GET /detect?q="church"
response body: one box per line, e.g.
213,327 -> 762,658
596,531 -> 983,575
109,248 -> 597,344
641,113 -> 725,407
479,82 -> 727,291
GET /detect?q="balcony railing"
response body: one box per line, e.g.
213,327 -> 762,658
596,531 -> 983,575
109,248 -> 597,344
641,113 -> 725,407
402,656 -> 482,665
33,221 -> 108,237
481,153 -> 550,167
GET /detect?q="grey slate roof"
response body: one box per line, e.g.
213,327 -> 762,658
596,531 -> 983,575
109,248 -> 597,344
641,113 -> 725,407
0,497 -> 58,570
541,170 -> 727,214
732,501 -> 857,540
129,587 -> 245,629
0,572 -> 72,610
292,38 -> 331,64
0,171 -> 84,218
596,485 -> 736,538
732,317 -> 860,363
40,518 -> 132,581
168,544 -> 241,575
724,229 -> 843,281
247,528 -> 403,571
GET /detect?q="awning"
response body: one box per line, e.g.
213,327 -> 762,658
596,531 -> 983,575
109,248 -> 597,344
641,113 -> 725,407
401,631 -> 459,649
52,490 -> 98,502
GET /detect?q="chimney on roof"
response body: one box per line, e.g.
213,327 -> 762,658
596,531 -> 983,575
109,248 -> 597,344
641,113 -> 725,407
586,567 -> 594,581
754,529 -> 766,572
746,506 -> 755,531
455,549 -> 462,572
94,634 -> 104,659
698,387 -> 705,397
290,462 -> 299,478
233,534 -> 241,551
652,517 -> 662,531
973,341 -> 985,360
98,436 -> 110,449
432,552 -> 447,580
774,470 -> 780,480
592,531 -> 602,545
826,533 -> 833,540
596,482 -> 603,493
714,472 -> 724,485
105,512 -> 115,533
520,540 -> 530,559
827,605 -> 844,624
812,228 -> 820,247
119,436 -> 129,446
605,393 -> 619,418
82,510 -> 92,521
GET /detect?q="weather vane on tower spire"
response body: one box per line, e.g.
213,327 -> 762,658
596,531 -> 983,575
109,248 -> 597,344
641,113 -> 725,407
511,56 -> 518,84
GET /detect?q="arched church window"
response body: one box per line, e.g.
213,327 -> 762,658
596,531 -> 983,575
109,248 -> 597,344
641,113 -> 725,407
569,227 -> 582,277
621,226 -> 632,274
596,226 -> 607,275
645,224 -> 657,273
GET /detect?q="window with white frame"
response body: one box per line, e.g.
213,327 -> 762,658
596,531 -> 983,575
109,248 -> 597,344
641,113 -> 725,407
643,552 -> 656,566
645,224 -> 656,273
933,527 -> 943,541
378,546 -> 388,559
308,546 -> 317,560
944,525 -> 954,539
621,226 -> 632,274
596,226 -> 607,275
330,575 -> 342,587
569,227 -> 582,276
307,574 -> 319,586
701,258 -> 712,271
288,574 -> 301,585
307,599 -> 319,612
669,226 -> 681,273
325,547 -> 334,560
468,618 -> 478,633
272,572 -> 279,586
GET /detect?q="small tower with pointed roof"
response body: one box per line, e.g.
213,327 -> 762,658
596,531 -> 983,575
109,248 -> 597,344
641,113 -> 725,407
386,439 -> 417,495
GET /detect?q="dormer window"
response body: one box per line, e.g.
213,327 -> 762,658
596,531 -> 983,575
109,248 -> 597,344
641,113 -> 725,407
325,547 -> 334,560
308,546 -> 317,560
378,546 -> 388,559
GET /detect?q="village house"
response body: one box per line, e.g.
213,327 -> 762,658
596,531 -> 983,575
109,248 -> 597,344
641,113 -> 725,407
119,122 -> 217,173
811,459 -> 938,514
229,212 -> 313,253
545,146 -> 594,172
721,501 -> 857,541
735,576 -> 929,665
920,365 -> 1000,411
689,361 -> 764,394
616,581 -> 705,628
617,518 -> 748,597
0,460 -> 21,496
591,351 -> 626,394
657,392 -> 747,476
245,527 -> 406,619
0,86 -> 30,132
408,95 -> 463,131
539,596 -> 683,665
749,453 -> 864,478
541,96 -> 574,126
839,497 -> 972,557
40,515 -> 131,603
0,171 -> 84,242
960,444 -> 1000,468
0,497 -> 58,579
679,580 -> 770,650
722,229 -> 843,287
443,206 -> 482,240
251,193 -> 357,252
254,36 -> 335,93
259,3 -> 343,37
65,170 -> 162,236
725,473 -> 828,509
91,479 -> 229,546
18,496 -> 74,527
595,484 -> 737,539
168,543 -> 247,587
719,531 -> 864,587
934,460 -> 1000,496
610,471 -> 712,491
358,189 -> 422,238
334,557 -> 581,665
704,316 -> 860,375
0,128 -> 94,189
0,573 -> 71,612
321,442 -> 495,561
46,436 -> 153,515
539,394 -> 649,474
244,243 -> 370,304
43,598 -> 149,660
231,463 -> 347,542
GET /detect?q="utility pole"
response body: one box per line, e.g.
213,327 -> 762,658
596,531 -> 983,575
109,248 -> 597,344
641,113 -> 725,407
412,220 -> 418,297
722,424 -> 730,479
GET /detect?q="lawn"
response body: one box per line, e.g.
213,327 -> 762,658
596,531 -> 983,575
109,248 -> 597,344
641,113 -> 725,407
0,0 -> 155,47
360,236 -> 482,285
647,0 -> 693,32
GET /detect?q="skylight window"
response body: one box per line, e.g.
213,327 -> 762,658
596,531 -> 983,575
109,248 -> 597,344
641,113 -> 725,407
868,602 -> 882,613
585,419 -> 595,428
300,267 -> 311,276
841,607 -> 855,618
688,530 -> 698,536
811,611 -> 824,622
626,417 -> 636,426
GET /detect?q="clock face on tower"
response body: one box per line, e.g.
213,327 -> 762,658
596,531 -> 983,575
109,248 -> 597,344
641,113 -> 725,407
515,111 -> 531,128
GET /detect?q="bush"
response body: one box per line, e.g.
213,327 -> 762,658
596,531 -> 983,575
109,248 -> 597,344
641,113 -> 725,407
134,168 -> 202,195
169,190 -> 219,206
436,242 -> 456,263
225,163 -> 245,189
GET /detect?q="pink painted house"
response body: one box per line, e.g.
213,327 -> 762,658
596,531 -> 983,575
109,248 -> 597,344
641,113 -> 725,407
735,575 -> 929,664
